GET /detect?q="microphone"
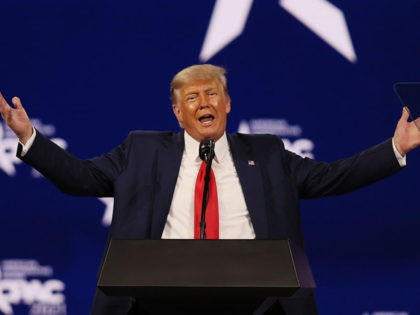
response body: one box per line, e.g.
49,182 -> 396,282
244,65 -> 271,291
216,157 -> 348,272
199,139 -> 215,163
198,139 -> 215,239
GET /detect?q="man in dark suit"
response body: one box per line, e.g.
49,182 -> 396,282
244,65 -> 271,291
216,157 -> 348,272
1,64 -> 419,314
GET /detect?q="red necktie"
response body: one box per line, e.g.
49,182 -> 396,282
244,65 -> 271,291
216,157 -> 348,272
194,161 -> 219,239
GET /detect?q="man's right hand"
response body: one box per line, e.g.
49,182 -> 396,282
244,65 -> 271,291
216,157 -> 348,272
0,92 -> 33,144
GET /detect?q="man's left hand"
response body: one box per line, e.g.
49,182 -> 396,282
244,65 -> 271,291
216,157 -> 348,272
393,106 -> 420,156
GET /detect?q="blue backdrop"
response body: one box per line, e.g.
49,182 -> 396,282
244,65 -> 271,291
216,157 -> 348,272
1,1 -> 419,314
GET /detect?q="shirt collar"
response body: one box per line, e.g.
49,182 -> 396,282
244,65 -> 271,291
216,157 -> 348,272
184,131 -> 229,164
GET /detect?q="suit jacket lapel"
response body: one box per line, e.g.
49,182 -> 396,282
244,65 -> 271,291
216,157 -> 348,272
228,134 -> 269,239
150,132 -> 184,239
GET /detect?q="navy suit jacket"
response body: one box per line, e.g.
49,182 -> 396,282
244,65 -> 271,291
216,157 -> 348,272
20,130 -> 402,315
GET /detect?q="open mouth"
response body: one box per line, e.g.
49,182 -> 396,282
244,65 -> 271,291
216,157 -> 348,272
198,114 -> 215,125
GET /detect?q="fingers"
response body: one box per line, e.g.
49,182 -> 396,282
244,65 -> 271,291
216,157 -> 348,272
402,106 -> 410,120
0,92 -> 9,109
0,92 -> 11,117
12,96 -> 23,110
402,106 -> 420,132
0,94 -> 24,111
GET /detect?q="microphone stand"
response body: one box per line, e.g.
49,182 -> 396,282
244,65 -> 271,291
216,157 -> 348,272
199,143 -> 215,240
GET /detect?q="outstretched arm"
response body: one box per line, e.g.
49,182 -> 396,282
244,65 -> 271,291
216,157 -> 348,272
393,106 -> 420,156
1,92 -> 122,196
0,92 -> 33,144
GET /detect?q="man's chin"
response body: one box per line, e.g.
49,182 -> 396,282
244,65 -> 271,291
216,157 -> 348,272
185,125 -> 224,142
202,132 -> 223,142
192,132 -> 220,142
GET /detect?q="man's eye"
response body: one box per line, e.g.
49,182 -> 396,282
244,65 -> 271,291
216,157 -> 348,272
208,92 -> 217,96
186,95 -> 197,101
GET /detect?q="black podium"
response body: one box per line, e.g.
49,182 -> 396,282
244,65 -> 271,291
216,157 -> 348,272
98,239 -> 315,314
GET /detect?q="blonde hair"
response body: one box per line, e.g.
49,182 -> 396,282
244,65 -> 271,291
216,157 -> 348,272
170,64 -> 229,103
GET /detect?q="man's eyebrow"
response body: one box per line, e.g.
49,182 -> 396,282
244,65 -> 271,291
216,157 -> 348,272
204,87 -> 218,93
184,85 -> 217,95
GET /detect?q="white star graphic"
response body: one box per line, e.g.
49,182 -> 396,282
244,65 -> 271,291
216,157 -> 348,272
199,0 -> 357,63
98,197 -> 114,227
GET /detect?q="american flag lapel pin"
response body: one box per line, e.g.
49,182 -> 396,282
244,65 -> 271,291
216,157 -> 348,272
248,160 -> 255,166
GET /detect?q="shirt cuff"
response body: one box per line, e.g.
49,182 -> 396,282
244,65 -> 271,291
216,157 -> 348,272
19,127 -> 37,157
392,138 -> 406,167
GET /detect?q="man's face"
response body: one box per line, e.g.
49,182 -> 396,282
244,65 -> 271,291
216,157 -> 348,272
172,79 -> 231,142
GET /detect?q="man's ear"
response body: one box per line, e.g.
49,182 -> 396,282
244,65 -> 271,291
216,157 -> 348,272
225,99 -> 231,114
172,104 -> 183,123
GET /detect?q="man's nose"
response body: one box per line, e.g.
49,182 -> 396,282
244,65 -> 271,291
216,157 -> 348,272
198,94 -> 210,108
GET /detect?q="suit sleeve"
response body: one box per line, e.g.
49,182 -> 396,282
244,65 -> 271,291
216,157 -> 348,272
282,138 -> 404,198
18,130 -> 130,197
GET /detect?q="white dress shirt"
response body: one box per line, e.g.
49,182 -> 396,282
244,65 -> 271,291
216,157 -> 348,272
161,132 -> 256,239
